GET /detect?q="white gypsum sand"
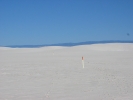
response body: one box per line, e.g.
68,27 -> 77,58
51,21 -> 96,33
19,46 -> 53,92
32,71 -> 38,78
0,43 -> 133,100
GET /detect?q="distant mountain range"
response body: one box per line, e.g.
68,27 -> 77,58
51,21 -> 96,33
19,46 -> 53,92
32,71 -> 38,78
2,40 -> 133,48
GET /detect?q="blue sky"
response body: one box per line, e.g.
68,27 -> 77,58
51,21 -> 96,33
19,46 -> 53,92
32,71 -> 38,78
0,0 -> 133,46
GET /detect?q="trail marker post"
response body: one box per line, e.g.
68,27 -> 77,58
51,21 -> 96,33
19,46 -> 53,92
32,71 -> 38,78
82,56 -> 84,68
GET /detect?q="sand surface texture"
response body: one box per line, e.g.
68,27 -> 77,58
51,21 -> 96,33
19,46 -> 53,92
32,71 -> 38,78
0,43 -> 133,100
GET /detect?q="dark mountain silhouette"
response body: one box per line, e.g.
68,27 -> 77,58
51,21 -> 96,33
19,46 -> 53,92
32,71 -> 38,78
2,40 -> 133,48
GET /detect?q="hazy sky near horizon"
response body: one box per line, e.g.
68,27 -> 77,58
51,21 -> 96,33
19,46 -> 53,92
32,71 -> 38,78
0,0 -> 133,46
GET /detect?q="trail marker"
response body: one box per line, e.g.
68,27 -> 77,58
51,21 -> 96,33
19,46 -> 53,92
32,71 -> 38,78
82,56 -> 84,68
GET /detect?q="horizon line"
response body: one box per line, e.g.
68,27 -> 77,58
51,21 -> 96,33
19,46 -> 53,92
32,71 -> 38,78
1,40 -> 133,48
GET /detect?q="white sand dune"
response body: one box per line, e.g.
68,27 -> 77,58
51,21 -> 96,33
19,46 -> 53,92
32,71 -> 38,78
0,43 -> 133,100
